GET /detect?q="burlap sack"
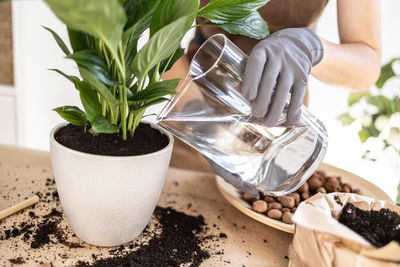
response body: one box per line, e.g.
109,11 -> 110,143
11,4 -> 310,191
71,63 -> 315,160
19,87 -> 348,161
289,193 -> 400,267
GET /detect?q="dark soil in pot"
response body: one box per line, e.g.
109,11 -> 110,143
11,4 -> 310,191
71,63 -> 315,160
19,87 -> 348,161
338,202 -> 400,248
54,123 -> 169,156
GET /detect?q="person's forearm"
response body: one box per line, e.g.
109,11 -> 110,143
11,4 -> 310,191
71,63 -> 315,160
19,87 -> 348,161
312,0 -> 381,93
311,38 -> 381,93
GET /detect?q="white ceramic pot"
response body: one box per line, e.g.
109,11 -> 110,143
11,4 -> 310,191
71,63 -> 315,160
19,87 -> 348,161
49,122 -> 173,246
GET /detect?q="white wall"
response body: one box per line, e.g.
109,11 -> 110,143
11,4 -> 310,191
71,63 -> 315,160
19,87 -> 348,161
0,86 -> 16,145
12,0 -> 81,150
4,0 -> 400,198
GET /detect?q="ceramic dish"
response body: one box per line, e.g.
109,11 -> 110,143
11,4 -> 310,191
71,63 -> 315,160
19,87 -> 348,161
215,163 -> 393,234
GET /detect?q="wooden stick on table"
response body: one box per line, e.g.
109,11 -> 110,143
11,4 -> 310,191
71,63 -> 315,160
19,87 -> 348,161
0,195 -> 39,220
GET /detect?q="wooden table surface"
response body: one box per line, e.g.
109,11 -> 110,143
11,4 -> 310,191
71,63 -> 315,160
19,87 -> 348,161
0,145 -> 292,266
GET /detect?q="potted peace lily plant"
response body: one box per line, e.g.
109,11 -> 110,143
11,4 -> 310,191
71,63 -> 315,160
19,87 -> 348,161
44,0 -> 269,246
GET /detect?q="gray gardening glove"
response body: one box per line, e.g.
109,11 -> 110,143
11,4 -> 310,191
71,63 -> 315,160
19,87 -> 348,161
242,28 -> 324,127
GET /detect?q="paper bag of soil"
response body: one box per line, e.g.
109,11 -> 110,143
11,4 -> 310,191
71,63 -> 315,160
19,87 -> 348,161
289,193 -> 400,267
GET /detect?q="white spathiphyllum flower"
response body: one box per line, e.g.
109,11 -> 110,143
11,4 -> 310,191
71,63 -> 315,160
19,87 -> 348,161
388,127 -> 400,147
361,113 -> 372,127
392,60 -> 400,75
374,115 -> 390,131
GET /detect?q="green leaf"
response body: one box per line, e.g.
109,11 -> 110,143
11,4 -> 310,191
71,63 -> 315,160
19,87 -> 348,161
127,79 -> 138,92
376,58 -> 400,89
198,0 -> 269,24
122,0 -> 161,43
80,68 -> 119,110
337,113 -> 355,126
128,98 -> 169,121
358,125 -> 380,143
49,69 -> 80,85
74,81 -> 102,122
358,128 -> 369,143
123,0 -> 160,30
128,99 -> 167,116
150,0 -> 199,36
216,12 -> 268,39
50,69 -> 105,122
124,38 -> 138,69
44,0 -> 126,57
131,15 -> 194,78
123,0 -> 161,75
137,97 -> 169,110
67,28 -> 94,52
42,26 -> 71,55
366,94 -> 397,116
129,108 -> 146,136
348,92 -> 366,106
130,79 -> 179,103
368,125 -> 380,137
66,50 -> 119,86
91,116 -> 119,134
161,47 -> 185,73
148,47 -> 185,79
53,106 -> 87,126
392,97 -> 400,113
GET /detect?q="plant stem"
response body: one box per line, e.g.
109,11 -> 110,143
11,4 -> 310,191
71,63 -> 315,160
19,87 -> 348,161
110,106 -> 118,125
102,43 -> 111,68
138,76 -> 145,92
160,47 -> 178,78
118,42 -> 128,140
101,99 -> 107,117
127,112 -> 134,136
102,38 -> 124,82
132,109 -> 145,134
151,63 -> 160,82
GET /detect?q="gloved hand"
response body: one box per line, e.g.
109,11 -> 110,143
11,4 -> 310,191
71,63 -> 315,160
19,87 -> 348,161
242,28 -> 324,127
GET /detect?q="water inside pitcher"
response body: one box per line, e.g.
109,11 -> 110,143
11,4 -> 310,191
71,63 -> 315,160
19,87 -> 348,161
156,34 -> 328,196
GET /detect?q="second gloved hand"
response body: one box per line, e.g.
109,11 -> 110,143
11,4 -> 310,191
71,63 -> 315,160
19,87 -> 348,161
242,28 -> 324,127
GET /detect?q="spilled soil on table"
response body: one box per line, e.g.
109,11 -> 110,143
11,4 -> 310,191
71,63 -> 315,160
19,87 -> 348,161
76,207 -> 212,267
1,179 -> 83,251
1,177 -> 217,266
1,166 -> 224,266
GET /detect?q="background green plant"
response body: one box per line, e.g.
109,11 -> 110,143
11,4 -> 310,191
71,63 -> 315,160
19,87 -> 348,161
337,58 -> 400,201
44,0 -> 270,140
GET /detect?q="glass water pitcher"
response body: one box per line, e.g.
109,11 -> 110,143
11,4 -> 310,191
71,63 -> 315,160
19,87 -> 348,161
156,34 -> 328,196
